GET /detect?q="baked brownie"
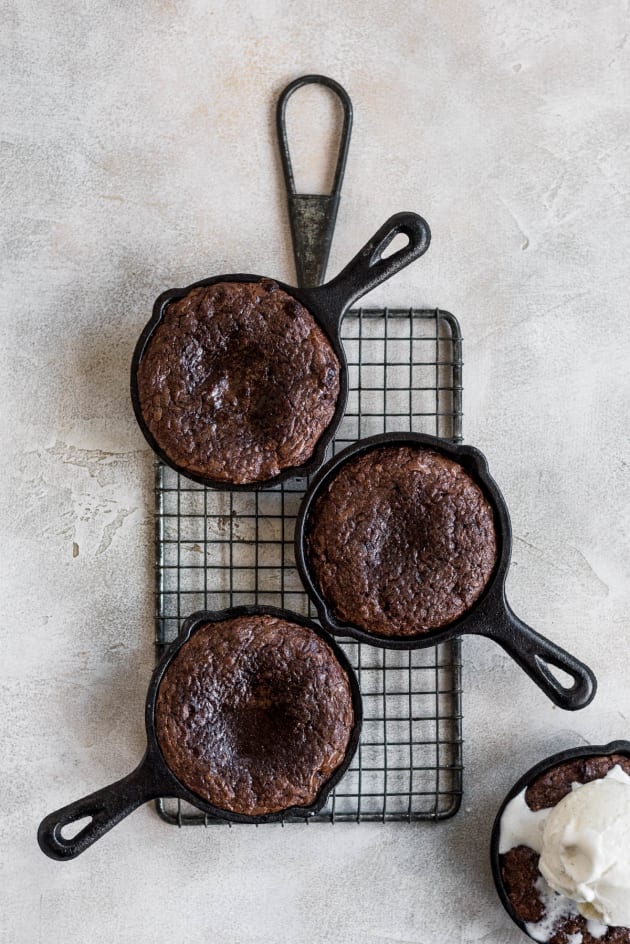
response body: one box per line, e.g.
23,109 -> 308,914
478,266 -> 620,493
137,280 -> 340,484
155,615 -> 354,816
524,754 -> 630,811
500,754 -> 630,944
306,445 -> 497,636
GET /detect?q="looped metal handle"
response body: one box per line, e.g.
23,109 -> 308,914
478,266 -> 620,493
276,75 -> 353,288
277,74 -> 353,198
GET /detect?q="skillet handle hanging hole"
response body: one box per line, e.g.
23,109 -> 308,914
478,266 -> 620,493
379,231 -> 411,259
317,212 -> 431,316
482,601 -> 597,711
60,815 -> 93,841
37,758 -> 155,861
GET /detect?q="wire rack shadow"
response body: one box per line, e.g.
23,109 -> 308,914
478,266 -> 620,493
154,306 -> 464,825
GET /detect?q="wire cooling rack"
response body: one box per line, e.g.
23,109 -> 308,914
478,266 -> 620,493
154,307 -> 464,824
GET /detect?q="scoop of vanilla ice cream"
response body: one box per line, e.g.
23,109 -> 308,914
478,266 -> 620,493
538,774 -> 630,928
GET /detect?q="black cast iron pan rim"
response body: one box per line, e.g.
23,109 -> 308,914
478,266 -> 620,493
37,604 -> 363,860
294,432 -> 597,711
129,211 -> 431,492
489,739 -> 630,940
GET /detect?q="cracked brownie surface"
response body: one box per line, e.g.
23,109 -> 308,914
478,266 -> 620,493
137,279 -> 340,484
306,445 -> 497,636
155,615 -> 355,816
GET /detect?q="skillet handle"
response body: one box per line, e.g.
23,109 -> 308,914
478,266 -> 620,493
37,754 -> 161,860
476,598 -> 597,711
314,212 -> 431,321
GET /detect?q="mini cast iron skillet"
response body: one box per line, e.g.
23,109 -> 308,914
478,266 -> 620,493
490,740 -> 630,941
130,211 -> 430,490
37,606 -> 362,860
295,432 -> 597,711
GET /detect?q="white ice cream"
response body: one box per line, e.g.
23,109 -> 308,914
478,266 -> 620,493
539,772 -> 630,928
499,763 -> 630,939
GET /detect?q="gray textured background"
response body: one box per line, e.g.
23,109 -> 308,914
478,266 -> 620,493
2,1 -> 629,942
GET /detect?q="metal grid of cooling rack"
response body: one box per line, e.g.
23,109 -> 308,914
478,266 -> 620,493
154,307 -> 464,824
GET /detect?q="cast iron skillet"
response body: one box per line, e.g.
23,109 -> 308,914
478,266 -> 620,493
490,739 -> 630,941
37,606 -> 362,860
295,432 -> 597,711
130,211 -> 431,490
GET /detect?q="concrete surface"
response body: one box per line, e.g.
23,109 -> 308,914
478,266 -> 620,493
2,1 -> 629,942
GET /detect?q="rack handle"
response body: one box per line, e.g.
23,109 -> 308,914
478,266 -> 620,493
276,75 -> 353,288
277,74 -> 352,198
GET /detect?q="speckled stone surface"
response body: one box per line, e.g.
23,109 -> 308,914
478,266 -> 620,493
2,2 -> 629,942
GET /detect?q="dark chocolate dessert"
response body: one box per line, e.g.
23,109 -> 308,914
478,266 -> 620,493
137,280 -> 340,485
155,614 -> 354,816
306,444 -> 497,636
500,754 -> 630,944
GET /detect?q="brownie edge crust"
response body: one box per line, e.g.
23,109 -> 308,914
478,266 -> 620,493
306,445 -> 498,636
155,615 -> 355,816
137,280 -> 340,484
500,754 -> 630,944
